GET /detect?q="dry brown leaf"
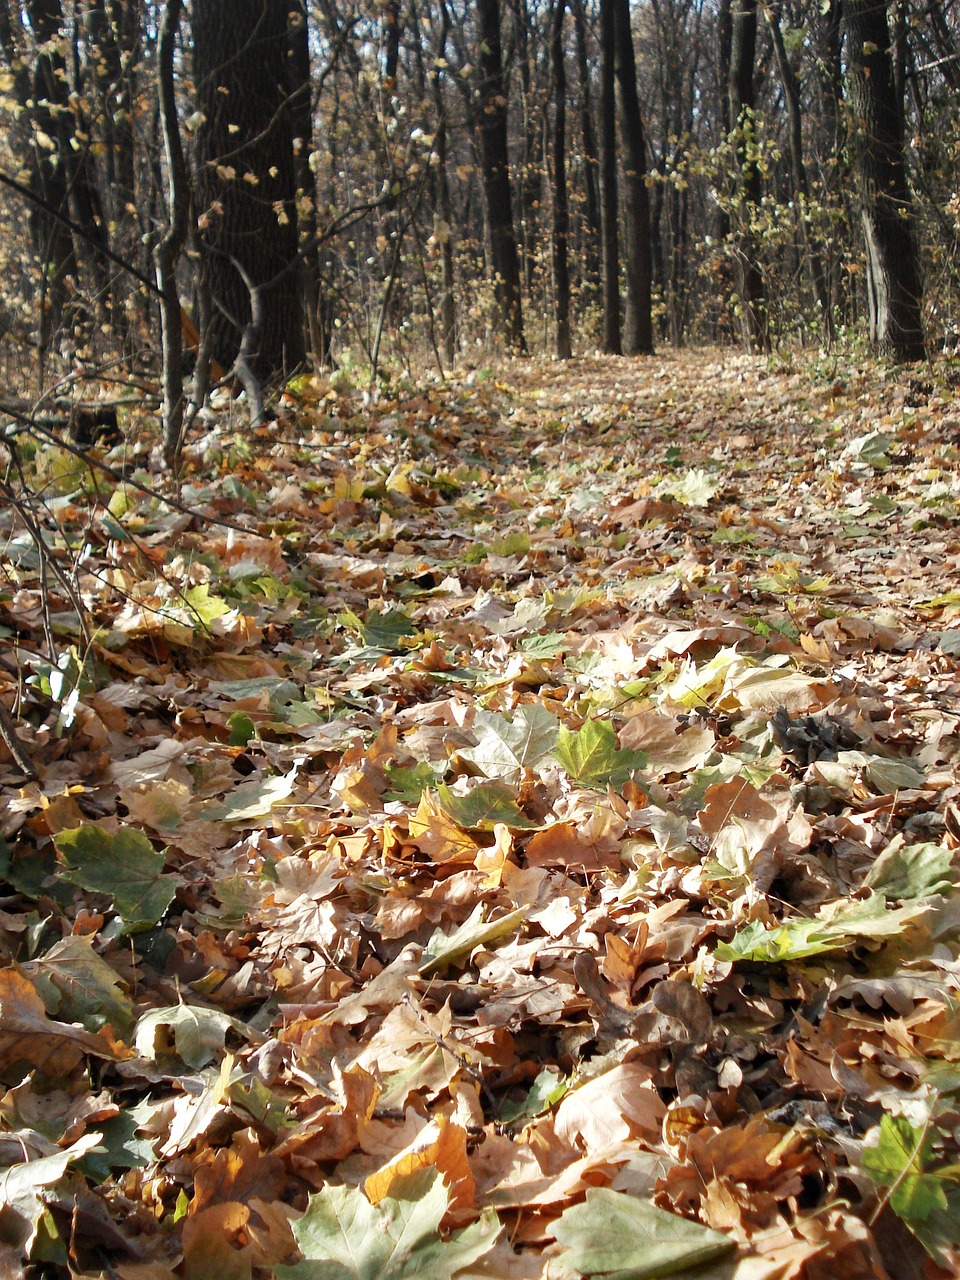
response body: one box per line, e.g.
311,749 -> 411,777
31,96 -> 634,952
0,967 -> 117,1078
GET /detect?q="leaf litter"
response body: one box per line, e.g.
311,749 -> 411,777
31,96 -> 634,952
2,350 -> 960,1276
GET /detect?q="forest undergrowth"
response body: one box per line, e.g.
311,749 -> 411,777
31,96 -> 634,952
3,348 -> 960,1278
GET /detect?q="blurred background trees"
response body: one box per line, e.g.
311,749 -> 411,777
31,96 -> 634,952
0,0 -> 955,398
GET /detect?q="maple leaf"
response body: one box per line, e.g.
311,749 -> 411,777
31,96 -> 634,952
552,1187 -> 735,1278
276,1168 -> 500,1280
54,825 -> 182,929
554,719 -> 647,789
459,706 -> 558,782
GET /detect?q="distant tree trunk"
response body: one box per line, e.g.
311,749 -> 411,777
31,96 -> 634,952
475,0 -> 527,352
154,0 -> 188,466
844,0 -> 926,360
193,0 -> 304,379
430,0 -> 457,366
727,0 -> 768,351
19,0 -> 111,343
287,0 -> 326,366
83,0 -> 140,336
571,0 -> 600,290
764,4 -> 832,342
550,0 -> 572,359
382,0 -> 401,94
715,0 -> 732,246
599,0 -> 621,354
510,0 -> 540,293
613,0 -> 653,355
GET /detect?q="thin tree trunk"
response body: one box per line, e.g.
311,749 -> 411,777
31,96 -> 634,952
550,0 -> 571,359
475,0 -> 527,352
287,0 -> 325,367
571,0 -> 600,290
613,0 -> 653,355
764,3 -> 833,342
728,0 -> 768,351
599,0 -> 621,354
154,0 -> 188,467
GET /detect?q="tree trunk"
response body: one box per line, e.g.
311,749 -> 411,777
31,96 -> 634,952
287,0 -> 326,367
570,0 -> 600,290
550,0 -> 572,360
613,0 -> 653,355
727,0 -> 768,352
475,0 -> 527,352
599,0 -> 621,354
20,0 -> 111,344
154,0 -> 188,466
844,0 -> 925,360
764,3 -> 833,342
193,0 -> 304,379
430,0 -> 457,366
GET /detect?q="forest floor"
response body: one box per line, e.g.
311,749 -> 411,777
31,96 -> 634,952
3,347 -> 960,1279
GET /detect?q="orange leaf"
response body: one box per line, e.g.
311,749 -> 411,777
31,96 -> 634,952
364,1114 -> 475,1216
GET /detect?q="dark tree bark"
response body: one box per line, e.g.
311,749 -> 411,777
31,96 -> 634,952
381,0 -> 402,94
844,0 -> 925,360
570,0 -> 600,289
727,0 -> 768,351
550,0 -> 571,359
287,0 -> 326,367
193,0 -> 304,379
599,0 -> 621,354
475,0 -> 527,352
9,0 -> 111,345
155,0 -> 188,466
714,0 -> 732,247
613,0 -> 653,355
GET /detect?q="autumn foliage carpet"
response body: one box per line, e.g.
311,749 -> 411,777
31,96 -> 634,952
3,350 -> 960,1278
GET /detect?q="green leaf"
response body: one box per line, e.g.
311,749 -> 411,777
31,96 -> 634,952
500,1067 -> 569,1124
363,607 -> 419,650
715,894 -> 929,963
184,583 -> 231,628
201,760 -> 301,822
862,1115 -> 948,1222
518,632 -> 566,659
227,711 -> 256,746
552,1188 -> 735,1278
276,1168 -> 501,1280
80,1099 -> 160,1180
554,720 -> 647,789
134,1003 -> 249,1069
25,935 -> 133,1034
842,429 -> 891,469
54,826 -> 181,929
864,842 -> 956,900
419,903 -> 527,976
437,781 -> 539,830
383,762 -> 441,804
459,705 -> 558,782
